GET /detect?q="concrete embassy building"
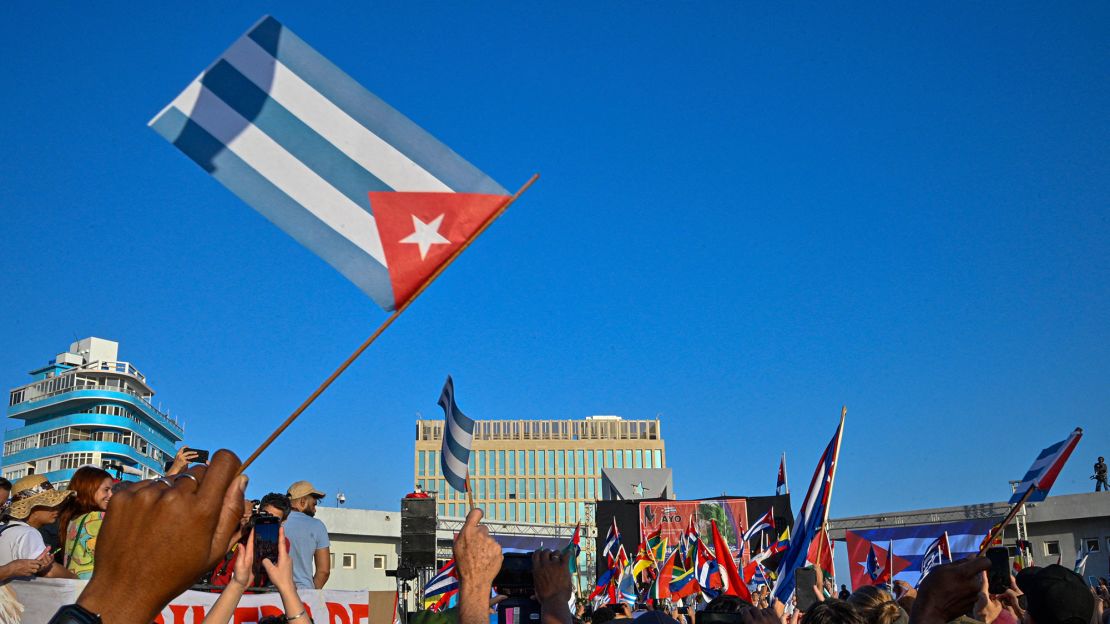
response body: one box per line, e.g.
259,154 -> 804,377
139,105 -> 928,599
4,338 -> 184,485
414,415 -> 666,524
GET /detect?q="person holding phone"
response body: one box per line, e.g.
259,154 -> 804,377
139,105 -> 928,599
166,446 -> 207,476
203,526 -> 308,624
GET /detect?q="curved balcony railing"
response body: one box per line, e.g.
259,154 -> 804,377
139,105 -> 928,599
8,372 -> 182,434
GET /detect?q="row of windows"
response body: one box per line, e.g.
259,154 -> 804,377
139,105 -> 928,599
418,419 -> 661,442
436,500 -> 588,524
2,452 -> 161,482
417,448 -> 663,477
418,477 -> 603,503
2,423 -> 169,465
1009,537 -> 1110,558
327,553 -> 388,570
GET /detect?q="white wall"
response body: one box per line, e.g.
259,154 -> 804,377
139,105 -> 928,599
314,507 -> 402,592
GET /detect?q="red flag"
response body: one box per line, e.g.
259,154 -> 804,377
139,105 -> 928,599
711,520 -> 752,602
655,548 -> 677,602
806,526 -> 834,577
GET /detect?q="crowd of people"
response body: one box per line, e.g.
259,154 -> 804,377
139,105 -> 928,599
0,447 -> 340,622
0,447 -> 1105,624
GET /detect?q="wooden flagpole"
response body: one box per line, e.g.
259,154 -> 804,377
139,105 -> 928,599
978,485 -> 1036,555
466,469 -> 476,511
239,174 -> 540,472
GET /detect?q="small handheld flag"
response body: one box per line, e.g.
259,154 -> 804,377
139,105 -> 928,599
151,16 -> 515,312
438,376 -> 475,493
917,532 -> 951,587
602,517 -> 621,564
151,17 -> 538,475
711,519 -> 752,602
742,508 -> 776,544
979,427 -> 1083,555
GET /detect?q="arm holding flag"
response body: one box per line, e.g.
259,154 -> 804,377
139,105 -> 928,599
453,509 -> 504,624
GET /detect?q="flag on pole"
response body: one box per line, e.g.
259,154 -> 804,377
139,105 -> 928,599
743,508 -> 776,544
647,528 -> 667,564
423,559 -> 459,606
150,16 -> 513,311
866,544 -> 886,582
1074,550 -> 1089,575
1009,428 -> 1084,504
917,532 -> 951,587
437,376 -> 475,492
806,526 -> 834,579
562,523 -> 582,574
695,537 -> 722,599
771,412 -> 845,603
777,453 -> 789,495
602,517 -> 621,564
632,531 -> 657,579
711,519 -> 752,602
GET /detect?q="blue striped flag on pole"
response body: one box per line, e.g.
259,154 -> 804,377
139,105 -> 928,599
438,376 -> 474,493
150,16 -> 513,311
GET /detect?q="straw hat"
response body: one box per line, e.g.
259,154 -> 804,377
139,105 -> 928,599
6,475 -> 74,520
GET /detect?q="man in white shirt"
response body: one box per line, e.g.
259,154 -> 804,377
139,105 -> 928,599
0,475 -> 77,580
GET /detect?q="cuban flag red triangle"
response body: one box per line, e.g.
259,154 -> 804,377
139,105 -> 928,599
371,191 -> 509,310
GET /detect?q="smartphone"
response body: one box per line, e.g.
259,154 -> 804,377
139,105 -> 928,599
191,448 -> 210,464
493,552 -> 535,596
795,567 -> 820,612
253,515 -> 281,584
985,547 -> 1010,594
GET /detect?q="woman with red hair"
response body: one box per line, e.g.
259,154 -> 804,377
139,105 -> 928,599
58,466 -> 114,579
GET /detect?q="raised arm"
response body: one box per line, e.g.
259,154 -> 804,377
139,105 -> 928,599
264,527 -> 309,622
454,508 -> 504,624
204,532 -> 255,624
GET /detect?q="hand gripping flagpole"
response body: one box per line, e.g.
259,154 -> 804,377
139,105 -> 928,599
239,174 -> 540,473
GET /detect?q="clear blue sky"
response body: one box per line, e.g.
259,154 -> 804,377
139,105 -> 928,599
2,2 -> 1107,535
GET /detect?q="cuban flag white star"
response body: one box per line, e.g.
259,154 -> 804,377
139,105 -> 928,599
399,213 -> 450,260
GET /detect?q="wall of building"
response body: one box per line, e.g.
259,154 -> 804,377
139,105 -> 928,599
413,417 -> 665,526
315,507 -> 401,592
1013,492 -> 1110,581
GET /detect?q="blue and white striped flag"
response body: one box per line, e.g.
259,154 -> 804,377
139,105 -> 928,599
150,16 -> 511,311
438,376 -> 474,493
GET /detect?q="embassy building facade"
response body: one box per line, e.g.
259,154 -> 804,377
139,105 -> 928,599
3,337 -> 184,486
413,415 -> 666,524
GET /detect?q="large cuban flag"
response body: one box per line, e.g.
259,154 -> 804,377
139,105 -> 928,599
771,417 -> 844,603
150,16 -> 510,311
845,519 -> 996,589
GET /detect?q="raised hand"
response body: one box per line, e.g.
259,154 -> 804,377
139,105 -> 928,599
166,446 -> 202,476
454,508 -> 503,624
910,557 -> 991,624
76,449 -> 248,624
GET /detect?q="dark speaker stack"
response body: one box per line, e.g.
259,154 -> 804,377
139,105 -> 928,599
400,497 -> 437,571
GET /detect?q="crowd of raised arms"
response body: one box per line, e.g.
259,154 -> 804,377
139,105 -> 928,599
0,448 -> 1106,624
